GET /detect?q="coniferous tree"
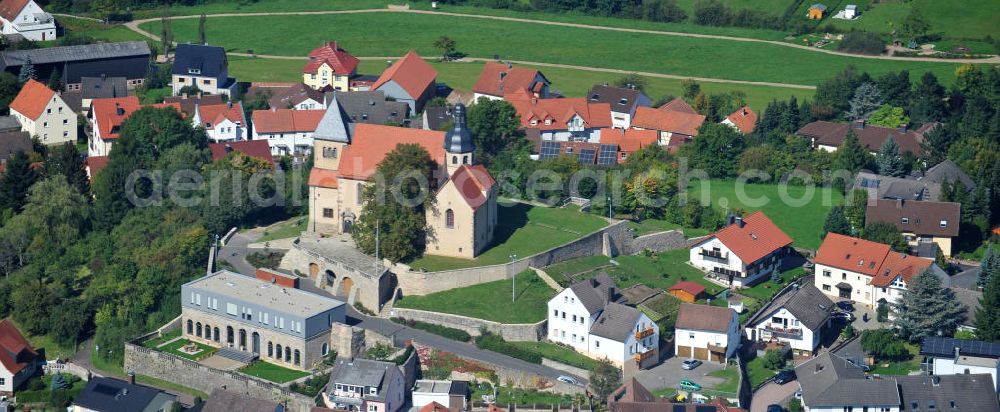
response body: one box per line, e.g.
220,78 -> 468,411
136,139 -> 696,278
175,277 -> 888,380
45,143 -> 89,195
822,206 -> 851,238
833,130 -> 872,176
892,268 -> 967,342
47,67 -> 62,91
198,14 -> 207,44
0,151 -> 38,213
846,82 -> 882,121
975,258 -> 1000,341
909,72 -> 947,124
17,57 -> 35,83
876,137 -> 905,177
978,247 -> 999,289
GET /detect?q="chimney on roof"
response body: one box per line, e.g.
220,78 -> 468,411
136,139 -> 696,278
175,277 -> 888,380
854,119 -> 865,129
736,216 -> 745,228
606,286 -> 616,304
590,278 -> 598,288
182,93 -> 189,99
227,101 -> 233,109
742,107 -> 748,116
899,123 -> 908,133
115,104 -> 125,116
815,363 -> 824,373
932,376 -> 941,386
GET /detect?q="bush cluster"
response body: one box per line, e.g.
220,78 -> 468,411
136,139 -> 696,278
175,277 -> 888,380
392,318 -> 472,342
475,332 -> 542,364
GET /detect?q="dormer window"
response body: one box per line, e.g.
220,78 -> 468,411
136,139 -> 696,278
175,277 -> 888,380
369,387 -> 377,395
901,217 -> 909,224
618,98 -> 628,105
188,68 -> 201,75
544,119 -> 552,125
530,119 -> 538,126
939,220 -> 948,228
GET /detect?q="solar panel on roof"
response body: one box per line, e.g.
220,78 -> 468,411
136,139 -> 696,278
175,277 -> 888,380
597,144 -> 618,165
93,384 -> 121,396
578,148 -> 596,164
695,406 -> 717,412
672,405 -> 687,412
539,141 -> 561,160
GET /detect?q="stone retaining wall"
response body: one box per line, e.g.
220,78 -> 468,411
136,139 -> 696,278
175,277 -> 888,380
390,308 -> 545,342
629,230 -> 687,254
540,358 -> 588,379
123,344 -> 316,412
414,341 -> 583,395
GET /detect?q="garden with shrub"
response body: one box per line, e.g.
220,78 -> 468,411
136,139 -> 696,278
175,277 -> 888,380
16,373 -> 86,408
475,331 -> 543,364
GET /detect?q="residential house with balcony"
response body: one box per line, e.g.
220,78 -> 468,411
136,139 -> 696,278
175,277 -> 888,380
587,84 -> 650,129
546,274 -> 659,368
472,61 -> 549,101
171,43 -> 237,96
0,0 -> 55,41
921,337 -> 1000,391
251,108 -> 326,156
508,89 -> 612,144
302,41 -> 359,92
630,98 -> 706,150
814,233 -> 943,308
744,284 -> 833,356
865,198 -> 961,256
688,212 -> 793,288
321,359 -> 406,412
674,303 -> 739,363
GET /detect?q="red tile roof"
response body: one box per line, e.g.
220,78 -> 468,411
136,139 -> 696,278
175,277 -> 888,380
86,155 -> 109,177
0,0 -> 30,22
506,90 -> 612,131
10,79 -> 55,121
693,211 -> 792,264
372,50 -> 437,99
600,128 -> 658,160
252,109 -> 325,134
815,233 -> 933,286
150,102 -> 184,117
419,402 -> 451,412
473,62 -> 542,97
725,106 -> 757,134
632,106 -> 705,137
796,121 -> 930,156
450,164 -> 495,210
196,102 -> 246,130
669,281 -> 706,297
0,319 -> 37,375
308,168 -> 339,189
90,96 -> 141,140
659,97 -> 697,114
208,140 -> 274,168
675,303 -> 733,333
337,124 -> 446,181
303,41 -> 359,76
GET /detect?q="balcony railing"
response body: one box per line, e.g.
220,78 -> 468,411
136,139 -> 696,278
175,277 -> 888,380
764,325 -> 803,339
634,349 -> 655,363
700,249 -> 728,260
635,327 -> 655,340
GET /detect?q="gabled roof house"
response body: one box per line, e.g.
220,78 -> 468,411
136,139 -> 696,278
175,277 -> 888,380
472,61 -> 549,101
372,50 -> 437,112
689,212 -> 793,287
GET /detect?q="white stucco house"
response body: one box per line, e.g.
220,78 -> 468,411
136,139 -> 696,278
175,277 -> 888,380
689,212 -> 793,288
193,102 -> 247,142
0,0 -> 56,41
673,303 -> 739,363
547,274 -> 659,368
9,79 -> 76,146
0,320 -> 40,395
921,337 -> 1000,392
744,284 -> 833,356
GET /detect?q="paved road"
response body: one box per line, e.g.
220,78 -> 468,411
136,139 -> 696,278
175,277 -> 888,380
751,382 -> 798,412
109,9 -> 999,65
218,231 -> 259,276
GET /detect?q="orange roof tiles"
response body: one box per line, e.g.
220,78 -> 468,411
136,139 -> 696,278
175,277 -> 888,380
0,0 -> 30,22
197,102 -> 246,130
0,319 -> 37,374
251,109 -> 325,134
86,155 -> 109,177
91,96 -> 141,140
308,168 -> 339,189
726,106 -> 757,134
372,50 -> 437,99
669,281 -> 706,296
419,402 -> 451,412
659,97 -> 698,114
10,79 -> 55,121
303,41 -> 359,76
816,233 -> 933,286
506,90 -> 612,131
473,62 -> 542,97
694,211 -> 792,264
337,124 -> 446,181
450,164 -> 495,210
599,128 -> 657,156
208,140 -> 274,168
632,106 -> 706,137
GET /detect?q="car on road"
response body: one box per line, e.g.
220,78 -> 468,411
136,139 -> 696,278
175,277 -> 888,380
767,405 -> 784,412
831,311 -> 855,323
557,375 -> 580,386
681,359 -> 703,370
836,301 -> 855,312
679,379 -> 702,391
774,370 -> 796,384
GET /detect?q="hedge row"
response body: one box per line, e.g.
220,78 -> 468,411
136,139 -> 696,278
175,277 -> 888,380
475,332 -> 543,364
391,318 -> 472,342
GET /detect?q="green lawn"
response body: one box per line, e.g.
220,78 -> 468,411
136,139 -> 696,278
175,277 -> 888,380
745,356 -> 778,388
157,338 -> 218,361
627,218 -> 712,238
6,318 -> 76,360
135,375 -> 210,399
60,16 -> 152,43
705,367 -> 740,397
229,57 -> 813,111
870,342 -> 922,375
471,382 -> 571,406
607,249 -> 726,295
240,361 -> 310,384
141,329 -> 182,348
686,179 -> 843,250
407,202 -> 607,271
131,0 -> 389,18
738,267 -> 809,301
255,216 -> 308,243
817,0 -> 1000,40
543,255 -> 614,285
395,270 -> 556,323
506,341 -> 598,370
141,12 -> 969,86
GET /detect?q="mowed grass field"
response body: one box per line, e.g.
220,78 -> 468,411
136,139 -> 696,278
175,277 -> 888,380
685,179 -> 843,250
395,270 -> 556,323
817,0 -> 1000,40
143,12 -> 967,86
228,57 -> 813,109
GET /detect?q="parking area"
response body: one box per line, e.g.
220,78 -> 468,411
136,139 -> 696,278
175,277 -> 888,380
750,381 -> 799,412
633,356 -> 727,394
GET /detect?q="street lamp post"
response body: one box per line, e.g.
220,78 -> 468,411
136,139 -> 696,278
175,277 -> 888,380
607,194 -> 612,219
510,253 -> 517,302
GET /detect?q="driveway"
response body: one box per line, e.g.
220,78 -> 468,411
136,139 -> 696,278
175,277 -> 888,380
751,382 -> 798,412
633,356 -> 726,394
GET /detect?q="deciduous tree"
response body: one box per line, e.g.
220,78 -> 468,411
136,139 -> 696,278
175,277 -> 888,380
589,358 -> 621,399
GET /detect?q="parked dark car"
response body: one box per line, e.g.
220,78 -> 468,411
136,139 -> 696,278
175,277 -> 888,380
836,301 -> 855,312
774,369 -> 796,384
831,311 -> 855,323
767,405 -> 784,412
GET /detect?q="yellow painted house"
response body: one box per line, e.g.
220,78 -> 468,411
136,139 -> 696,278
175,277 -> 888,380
302,41 -> 359,91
